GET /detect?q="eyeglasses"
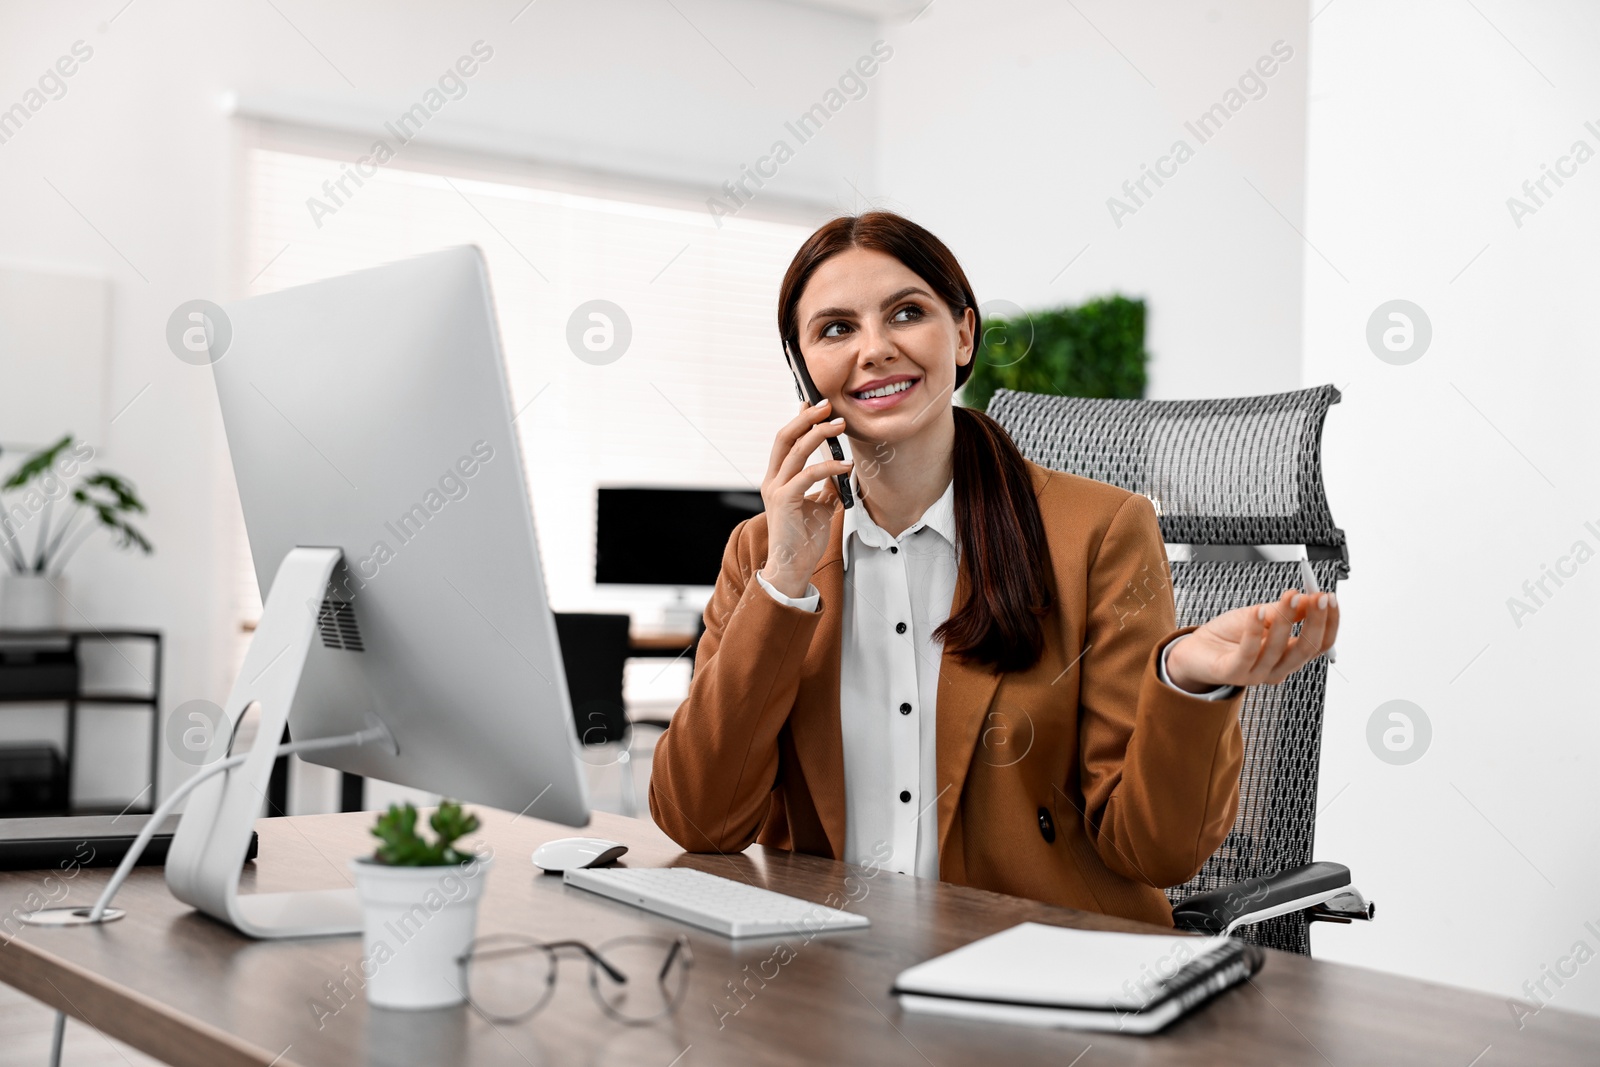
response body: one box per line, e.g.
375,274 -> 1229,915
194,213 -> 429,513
457,934 -> 694,1025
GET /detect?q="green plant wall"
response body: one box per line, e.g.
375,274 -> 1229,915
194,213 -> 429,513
960,295 -> 1149,411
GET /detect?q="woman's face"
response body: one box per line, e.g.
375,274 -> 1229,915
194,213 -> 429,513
792,247 -> 974,447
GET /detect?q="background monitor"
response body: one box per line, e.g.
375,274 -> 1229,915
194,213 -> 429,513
595,487 -> 764,588
212,245 -> 589,826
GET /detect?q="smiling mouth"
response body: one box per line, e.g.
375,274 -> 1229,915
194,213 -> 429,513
851,378 -> 919,400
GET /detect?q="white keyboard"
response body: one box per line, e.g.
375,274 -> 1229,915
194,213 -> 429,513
563,866 -> 871,939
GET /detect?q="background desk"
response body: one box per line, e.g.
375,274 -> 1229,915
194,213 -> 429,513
1,808 -> 1594,1067
627,629 -> 700,662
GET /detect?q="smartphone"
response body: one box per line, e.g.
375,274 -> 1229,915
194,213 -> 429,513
783,341 -> 854,509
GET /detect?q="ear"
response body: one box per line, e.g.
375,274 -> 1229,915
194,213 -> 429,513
954,306 -> 976,367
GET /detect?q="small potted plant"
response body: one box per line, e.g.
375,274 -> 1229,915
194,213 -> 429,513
350,800 -> 493,1010
0,434 -> 152,629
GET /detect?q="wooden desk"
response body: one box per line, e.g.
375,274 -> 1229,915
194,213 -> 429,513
1,808 -> 1594,1066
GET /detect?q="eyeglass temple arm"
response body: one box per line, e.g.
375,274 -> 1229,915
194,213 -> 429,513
660,937 -> 689,982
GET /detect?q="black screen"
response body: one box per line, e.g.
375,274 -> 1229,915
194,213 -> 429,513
595,487 -> 765,587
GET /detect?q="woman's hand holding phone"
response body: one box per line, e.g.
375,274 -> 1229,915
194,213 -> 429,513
759,398 -> 853,599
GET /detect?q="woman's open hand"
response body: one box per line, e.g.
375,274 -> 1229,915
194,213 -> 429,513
1165,588 -> 1339,693
759,398 -> 852,598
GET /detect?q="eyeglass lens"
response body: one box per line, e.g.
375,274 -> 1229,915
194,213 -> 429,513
590,936 -> 693,1023
464,938 -> 557,1022
465,935 -> 691,1025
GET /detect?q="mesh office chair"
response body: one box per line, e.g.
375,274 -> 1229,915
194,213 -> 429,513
988,384 -> 1374,955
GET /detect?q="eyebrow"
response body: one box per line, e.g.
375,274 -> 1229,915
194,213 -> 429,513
805,286 -> 932,330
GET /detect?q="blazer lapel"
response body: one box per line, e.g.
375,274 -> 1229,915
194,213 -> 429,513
788,504 -> 848,858
935,554 -> 1003,857
934,464 -> 1056,853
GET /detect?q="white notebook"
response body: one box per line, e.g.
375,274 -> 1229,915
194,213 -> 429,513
892,922 -> 1262,1034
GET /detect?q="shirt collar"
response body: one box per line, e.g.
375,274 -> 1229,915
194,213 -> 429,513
841,469 -> 957,572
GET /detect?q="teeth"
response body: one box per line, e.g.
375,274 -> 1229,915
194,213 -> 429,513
855,379 -> 914,400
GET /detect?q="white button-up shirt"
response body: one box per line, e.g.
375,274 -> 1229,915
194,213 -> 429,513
755,471 -> 1233,879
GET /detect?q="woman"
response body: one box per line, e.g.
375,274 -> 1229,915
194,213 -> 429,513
648,212 -> 1338,926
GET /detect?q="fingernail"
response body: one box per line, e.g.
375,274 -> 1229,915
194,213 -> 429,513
1256,606 -> 1266,622
843,458 -> 854,465
1329,593 -> 1338,608
1291,594 -> 1303,608
1318,594 -> 1329,609
830,417 -> 845,425
813,399 -> 829,408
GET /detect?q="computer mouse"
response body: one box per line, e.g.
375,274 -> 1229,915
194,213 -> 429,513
532,837 -> 629,873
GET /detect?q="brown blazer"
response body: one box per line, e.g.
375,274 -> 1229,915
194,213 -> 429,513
648,459 -> 1246,927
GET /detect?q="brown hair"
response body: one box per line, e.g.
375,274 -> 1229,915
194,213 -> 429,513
777,212 -> 1052,673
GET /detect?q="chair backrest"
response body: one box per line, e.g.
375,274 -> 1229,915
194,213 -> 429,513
552,612 -> 632,747
988,385 -> 1348,955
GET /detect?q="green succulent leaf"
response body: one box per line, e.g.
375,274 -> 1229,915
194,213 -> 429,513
370,799 -> 481,866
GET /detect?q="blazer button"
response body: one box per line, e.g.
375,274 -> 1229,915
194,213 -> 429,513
895,622 -> 907,634
1037,807 -> 1056,844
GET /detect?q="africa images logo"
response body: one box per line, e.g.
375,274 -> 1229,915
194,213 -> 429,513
304,41 -> 495,229
705,40 -> 893,227
1105,40 -> 1295,229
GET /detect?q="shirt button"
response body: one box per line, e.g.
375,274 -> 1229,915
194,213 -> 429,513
1037,807 -> 1057,844
895,622 -> 907,634
890,545 -> 898,554
899,790 -> 912,803
899,702 -> 912,715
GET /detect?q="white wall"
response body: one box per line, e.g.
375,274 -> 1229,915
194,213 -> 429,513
873,0 -> 1310,398
1302,0 -> 1600,1022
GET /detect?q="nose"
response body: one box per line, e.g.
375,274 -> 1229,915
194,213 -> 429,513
855,319 -> 896,366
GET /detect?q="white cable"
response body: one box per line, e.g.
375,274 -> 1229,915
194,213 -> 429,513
86,725 -> 387,922
84,751 -> 250,922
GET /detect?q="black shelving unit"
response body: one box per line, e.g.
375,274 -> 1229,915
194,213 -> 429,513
0,629 -> 162,816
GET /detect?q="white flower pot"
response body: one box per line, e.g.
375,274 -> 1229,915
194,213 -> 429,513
349,854 -> 492,1011
0,573 -> 67,630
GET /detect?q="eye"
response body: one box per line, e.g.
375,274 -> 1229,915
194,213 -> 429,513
820,320 -> 852,339
891,303 -> 925,323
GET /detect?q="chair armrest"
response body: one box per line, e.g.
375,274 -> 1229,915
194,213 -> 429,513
1172,861 -> 1374,936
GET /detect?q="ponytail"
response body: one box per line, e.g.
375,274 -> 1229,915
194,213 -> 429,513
935,406 -> 1052,673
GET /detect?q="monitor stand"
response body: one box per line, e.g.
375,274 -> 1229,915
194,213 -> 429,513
164,547 -> 395,939
661,587 -> 700,634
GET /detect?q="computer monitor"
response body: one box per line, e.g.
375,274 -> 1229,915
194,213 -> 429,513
163,245 -> 590,938
595,487 -> 764,588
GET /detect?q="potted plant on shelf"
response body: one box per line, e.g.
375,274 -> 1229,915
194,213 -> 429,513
0,434 -> 152,630
350,799 -> 494,1011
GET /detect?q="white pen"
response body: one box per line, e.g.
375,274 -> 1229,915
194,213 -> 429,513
1298,559 -> 1338,664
